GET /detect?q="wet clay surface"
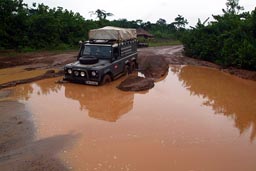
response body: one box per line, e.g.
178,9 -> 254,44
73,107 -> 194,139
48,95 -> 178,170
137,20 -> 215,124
1,46 -> 256,91
0,51 -> 77,69
117,76 -> 155,91
138,46 -> 256,81
0,66 -> 47,84
0,101 -> 79,171
0,51 -> 77,89
1,65 -> 256,171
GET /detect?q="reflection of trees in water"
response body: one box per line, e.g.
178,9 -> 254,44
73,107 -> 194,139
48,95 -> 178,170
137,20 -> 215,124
14,80 -> 62,100
175,66 -> 256,141
13,77 -> 134,122
34,81 -> 62,96
14,84 -> 34,101
64,83 -> 134,122
170,65 -> 182,74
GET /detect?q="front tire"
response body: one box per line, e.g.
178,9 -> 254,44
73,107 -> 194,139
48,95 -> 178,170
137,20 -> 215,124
123,65 -> 129,76
129,62 -> 136,73
101,74 -> 112,85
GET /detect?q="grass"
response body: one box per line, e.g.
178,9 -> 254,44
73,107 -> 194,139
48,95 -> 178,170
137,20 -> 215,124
0,47 -> 78,58
148,40 -> 182,47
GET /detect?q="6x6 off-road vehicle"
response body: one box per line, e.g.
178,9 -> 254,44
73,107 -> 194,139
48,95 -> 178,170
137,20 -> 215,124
64,26 -> 138,85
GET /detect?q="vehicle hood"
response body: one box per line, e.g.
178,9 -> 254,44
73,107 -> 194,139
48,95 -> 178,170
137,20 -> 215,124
65,59 -> 111,70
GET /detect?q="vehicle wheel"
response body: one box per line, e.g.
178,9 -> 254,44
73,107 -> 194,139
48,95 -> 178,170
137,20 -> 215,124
124,65 -> 129,76
135,61 -> 139,69
129,62 -> 135,73
101,74 -> 112,85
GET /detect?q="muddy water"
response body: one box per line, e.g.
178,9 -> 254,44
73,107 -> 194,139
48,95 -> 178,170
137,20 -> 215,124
0,66 -> 47,84
8,66 -> 256,171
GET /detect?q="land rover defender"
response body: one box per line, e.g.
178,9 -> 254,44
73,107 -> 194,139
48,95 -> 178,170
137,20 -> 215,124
64,26 -> 138,85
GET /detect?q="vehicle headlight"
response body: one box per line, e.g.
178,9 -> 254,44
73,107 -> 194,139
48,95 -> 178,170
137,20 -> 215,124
91,71 -> 97,76
74,71 -> 79,76
80,71 -> 86,77
67,69 -> 72,74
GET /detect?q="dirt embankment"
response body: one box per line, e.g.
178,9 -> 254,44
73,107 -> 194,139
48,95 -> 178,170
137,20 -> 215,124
0,51 -> 77,89
0,51 -> 77,69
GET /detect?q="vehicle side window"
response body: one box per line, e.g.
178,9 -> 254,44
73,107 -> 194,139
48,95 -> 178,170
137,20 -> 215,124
113,47 -> 119,58
83,46 -> 91,55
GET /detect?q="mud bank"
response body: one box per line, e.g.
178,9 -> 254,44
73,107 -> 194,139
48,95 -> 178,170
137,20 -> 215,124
117,76 -> 154,91
0,70 -> 64,90
0,51 -> 77,69
0,97 -> 78,171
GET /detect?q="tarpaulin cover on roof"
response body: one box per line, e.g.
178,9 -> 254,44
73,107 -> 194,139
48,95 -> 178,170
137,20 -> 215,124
89,26 -> 137,41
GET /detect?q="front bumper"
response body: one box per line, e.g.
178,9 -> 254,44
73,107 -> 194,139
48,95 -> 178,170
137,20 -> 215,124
64,68 -> 100,85
64,74 -> 100,85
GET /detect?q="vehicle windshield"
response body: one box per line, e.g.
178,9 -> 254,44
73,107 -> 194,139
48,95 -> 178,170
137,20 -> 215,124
82,45 -> 112,59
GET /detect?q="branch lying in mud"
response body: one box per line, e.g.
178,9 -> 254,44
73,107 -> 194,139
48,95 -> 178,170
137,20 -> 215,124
0,70 -> 64,90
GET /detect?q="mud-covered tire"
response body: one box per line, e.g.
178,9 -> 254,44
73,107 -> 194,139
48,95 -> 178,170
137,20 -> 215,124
129,62 -> 136,73
135,61 -> 139,69
101,74 -> 112,85
79,57 -> 98,65
123,65 -> 129,76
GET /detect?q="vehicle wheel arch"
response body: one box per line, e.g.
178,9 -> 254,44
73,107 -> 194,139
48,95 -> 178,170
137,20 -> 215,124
100,73 -> 112,85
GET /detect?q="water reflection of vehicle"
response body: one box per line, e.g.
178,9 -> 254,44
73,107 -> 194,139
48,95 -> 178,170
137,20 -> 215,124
176,65 -> 256,141
64,81 -> 134,122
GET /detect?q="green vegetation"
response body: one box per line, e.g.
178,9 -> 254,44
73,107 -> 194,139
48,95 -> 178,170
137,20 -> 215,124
148,39 -> 181,47
0,0 -> 186,51
1,0 -> 255,71
182,0 -> 256,70
0,0 -> 90,51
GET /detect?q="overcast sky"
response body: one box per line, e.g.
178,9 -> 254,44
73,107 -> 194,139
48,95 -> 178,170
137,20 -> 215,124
23,0 -> 255,26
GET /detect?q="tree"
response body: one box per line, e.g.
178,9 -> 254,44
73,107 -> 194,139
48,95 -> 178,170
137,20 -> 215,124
224,0 -> 244,14
90,9 -> 113,21
156,18 -> 166,25
0,0 -> 182,51
181,0 -> 256,70
0,0 -> 29,49
173,15 -> 188,29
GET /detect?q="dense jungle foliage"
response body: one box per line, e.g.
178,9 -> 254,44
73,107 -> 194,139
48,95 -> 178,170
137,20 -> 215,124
182,0 -> 256,70
0,0 -> 186,51
1,0 -> 255,70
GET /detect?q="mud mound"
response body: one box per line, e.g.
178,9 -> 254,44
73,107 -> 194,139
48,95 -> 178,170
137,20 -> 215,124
0,70 -> 64,90
137,55 -> 169,79
117,76 -> 154,91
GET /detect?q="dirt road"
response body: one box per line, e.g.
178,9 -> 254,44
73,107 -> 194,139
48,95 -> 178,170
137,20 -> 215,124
1,45 -> 256,89
1,45 -> 256,171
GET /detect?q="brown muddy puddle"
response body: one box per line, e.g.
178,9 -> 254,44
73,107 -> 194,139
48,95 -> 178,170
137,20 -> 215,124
6,65 -> 256,171
0,66 -> 48,84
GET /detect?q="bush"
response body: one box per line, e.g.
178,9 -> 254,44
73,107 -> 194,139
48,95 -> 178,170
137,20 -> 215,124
182,6 -> 256,70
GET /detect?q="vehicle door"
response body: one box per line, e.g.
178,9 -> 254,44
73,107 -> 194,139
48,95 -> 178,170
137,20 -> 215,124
111,47 -> 123,76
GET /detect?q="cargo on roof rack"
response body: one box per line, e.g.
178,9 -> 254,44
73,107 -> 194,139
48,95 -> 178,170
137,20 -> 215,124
64,26 -> 138,86
89,26 -> 137,41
